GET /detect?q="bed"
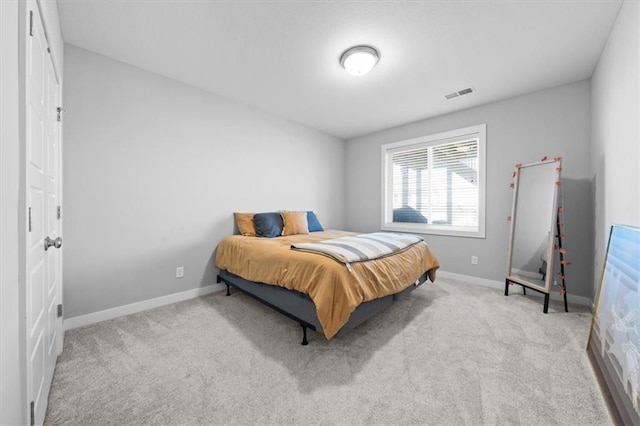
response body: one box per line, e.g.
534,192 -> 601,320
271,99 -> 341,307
215,228 -> 439,345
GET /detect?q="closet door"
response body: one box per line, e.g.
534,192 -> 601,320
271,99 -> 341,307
25,2 -> 63,424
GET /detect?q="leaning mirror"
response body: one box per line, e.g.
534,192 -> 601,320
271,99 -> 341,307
505,159 -> 561,309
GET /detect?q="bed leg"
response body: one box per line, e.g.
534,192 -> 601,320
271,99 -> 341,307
300,324 -> 309,346
504,279 -> 510,296
216,275 -> 222,283
225,284 -> 231,296
522,286 -> 527,296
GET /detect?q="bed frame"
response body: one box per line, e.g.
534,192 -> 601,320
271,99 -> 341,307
217,269 -> 430,345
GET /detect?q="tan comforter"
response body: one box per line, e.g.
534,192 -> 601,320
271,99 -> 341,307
215,230 -> 439,339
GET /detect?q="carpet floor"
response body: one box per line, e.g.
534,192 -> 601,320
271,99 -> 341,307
45,276 -> 612,425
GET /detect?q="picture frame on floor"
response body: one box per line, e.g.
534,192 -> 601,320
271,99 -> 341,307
587,225 -> 640,425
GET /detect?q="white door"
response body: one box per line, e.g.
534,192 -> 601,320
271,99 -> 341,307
25,2 -> 63,424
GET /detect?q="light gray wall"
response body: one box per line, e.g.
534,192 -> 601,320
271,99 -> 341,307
346,80 -> 593,299
591,0 -> 640,296
63,45 -> 345,319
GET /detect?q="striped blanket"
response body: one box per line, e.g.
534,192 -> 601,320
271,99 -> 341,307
291,232 -> 423,271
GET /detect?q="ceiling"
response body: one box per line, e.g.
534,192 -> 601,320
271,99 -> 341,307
57,0 -> 622,140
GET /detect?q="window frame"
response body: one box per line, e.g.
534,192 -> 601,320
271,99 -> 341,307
380,124 -> 487,238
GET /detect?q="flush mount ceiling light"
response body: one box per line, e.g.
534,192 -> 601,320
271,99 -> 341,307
340,45 -> 380,77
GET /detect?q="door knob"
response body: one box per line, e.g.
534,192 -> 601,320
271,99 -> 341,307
44,236 -> 63,251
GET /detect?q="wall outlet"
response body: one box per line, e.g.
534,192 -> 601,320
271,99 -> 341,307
471,256 -> 479,265
176,267 -> 184,278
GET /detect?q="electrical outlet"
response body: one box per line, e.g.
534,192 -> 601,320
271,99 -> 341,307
471,256 -> 478,265
176,267 -> 184,278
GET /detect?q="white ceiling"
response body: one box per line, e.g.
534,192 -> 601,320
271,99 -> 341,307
57,0 -> 622,140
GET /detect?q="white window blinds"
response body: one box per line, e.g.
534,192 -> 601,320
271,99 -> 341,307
382,124 -> 486,238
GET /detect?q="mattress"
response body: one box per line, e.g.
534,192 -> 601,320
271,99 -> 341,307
215,230 -> 439,339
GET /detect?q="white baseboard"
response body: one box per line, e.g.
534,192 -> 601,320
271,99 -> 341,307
511,268 -> 544,280
64,283 -> 224,331
437,270 -> 592,307
63,270 -> 592,331
437,270 -> 504,290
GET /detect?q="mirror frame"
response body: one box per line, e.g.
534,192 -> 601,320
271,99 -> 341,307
505,159 -> 561,294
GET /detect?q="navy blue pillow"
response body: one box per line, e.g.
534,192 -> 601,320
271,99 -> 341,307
253,212 -> 284,238
307,211 -> 324,232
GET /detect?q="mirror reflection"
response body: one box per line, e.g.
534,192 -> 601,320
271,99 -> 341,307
507,160 -> 560,293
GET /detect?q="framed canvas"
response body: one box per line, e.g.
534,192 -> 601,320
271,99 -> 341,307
587,225 -> 640,425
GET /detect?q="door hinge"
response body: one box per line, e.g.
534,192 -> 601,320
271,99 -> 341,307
57,304 -> 63,318
29,11 -> 33,37
30,401 -> 34,426
57,205 -> 62,220
57,107 -> 62,122
28,207 -> 32,232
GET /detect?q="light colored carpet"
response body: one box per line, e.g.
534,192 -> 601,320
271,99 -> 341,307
45,276 -> 612,425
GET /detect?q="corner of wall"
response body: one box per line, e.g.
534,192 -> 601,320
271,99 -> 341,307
1,1 -> 27,424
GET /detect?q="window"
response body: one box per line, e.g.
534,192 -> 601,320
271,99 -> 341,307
381,124 -> 486,238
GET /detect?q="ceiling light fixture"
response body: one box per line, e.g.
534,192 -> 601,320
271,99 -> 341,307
340,45 -> 380,77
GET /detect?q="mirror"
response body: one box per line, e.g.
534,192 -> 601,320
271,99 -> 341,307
506,159 -> 561,294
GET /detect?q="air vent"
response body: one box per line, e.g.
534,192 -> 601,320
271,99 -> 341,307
445,86 -> 475,100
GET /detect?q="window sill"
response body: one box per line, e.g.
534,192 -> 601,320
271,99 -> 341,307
381,222 -> 486,239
